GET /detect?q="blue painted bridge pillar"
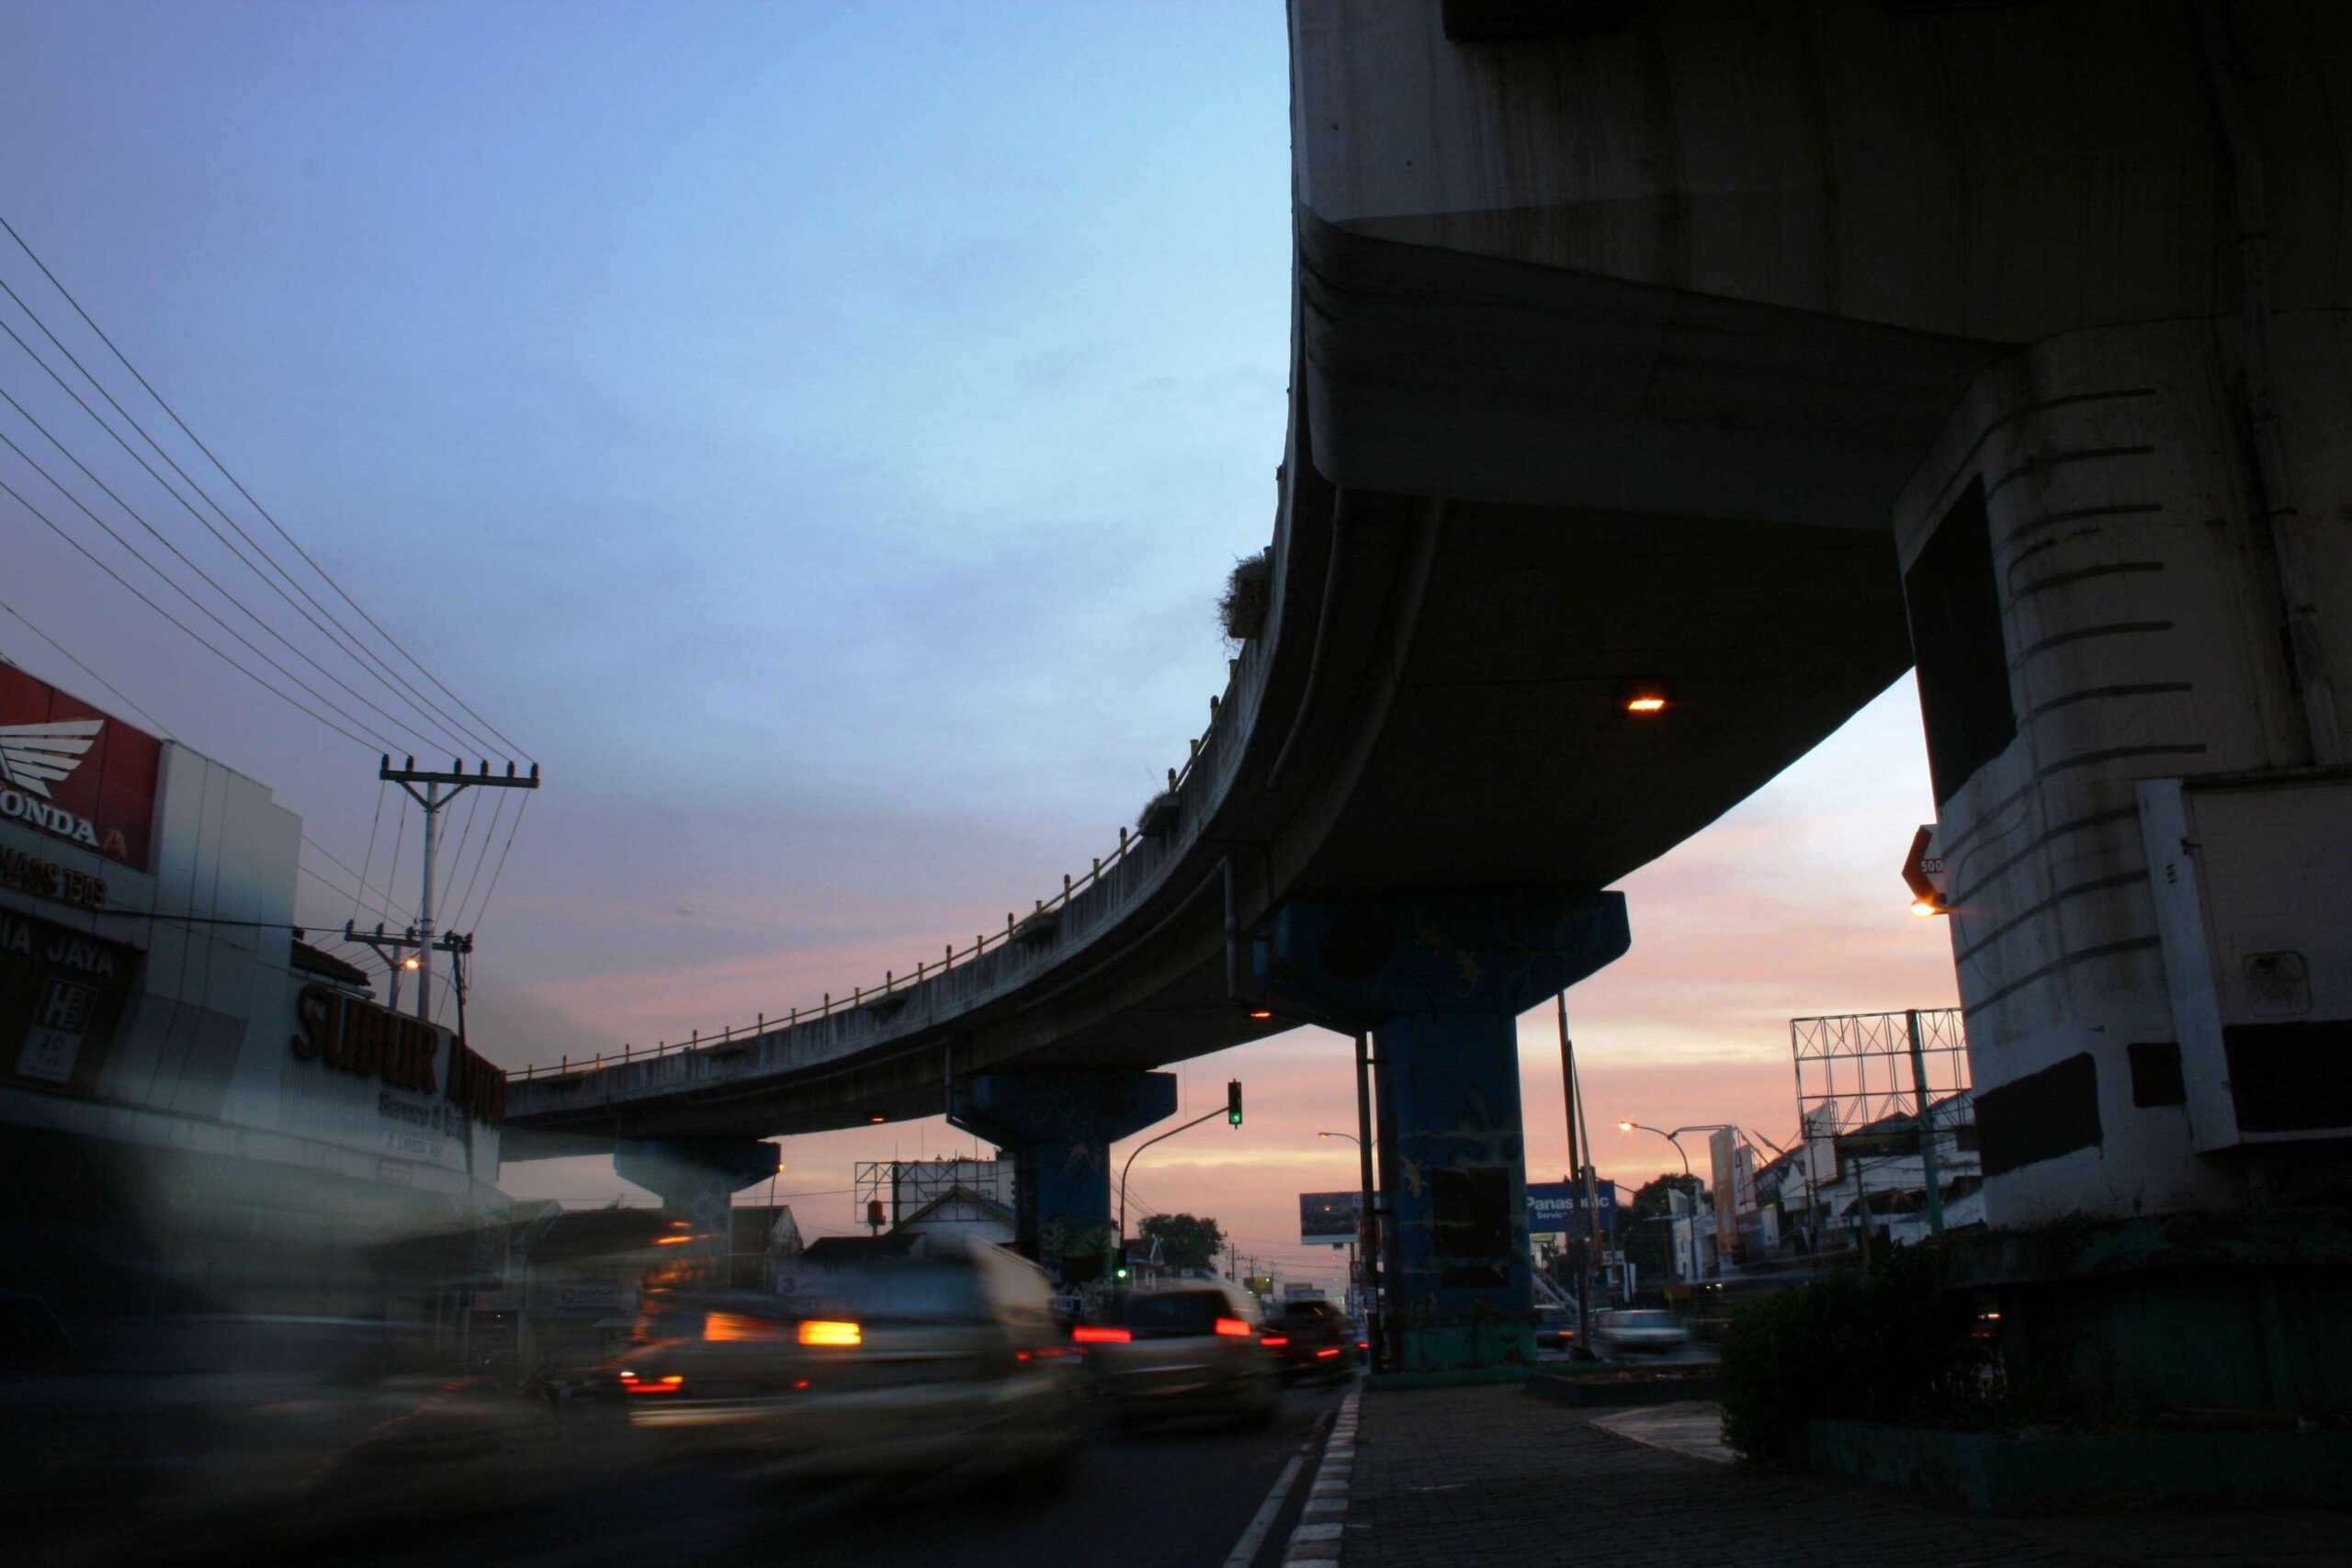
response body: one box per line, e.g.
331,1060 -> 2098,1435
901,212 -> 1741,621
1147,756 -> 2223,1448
950,1070 -> 1178,1277
616,1136 -> 780,1287
1259,891 -> 1630,1371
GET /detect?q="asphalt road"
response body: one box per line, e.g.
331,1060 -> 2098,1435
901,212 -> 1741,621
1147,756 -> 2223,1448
126,1374 -> 1357,1568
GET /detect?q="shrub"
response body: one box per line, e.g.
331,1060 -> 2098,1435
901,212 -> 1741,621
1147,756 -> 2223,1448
1219,547 -> 1273,642
1718,1245 -> 1995,1462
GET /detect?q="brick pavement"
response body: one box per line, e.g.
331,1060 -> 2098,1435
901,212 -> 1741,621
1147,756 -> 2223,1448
1329,1384 -> 2349,1568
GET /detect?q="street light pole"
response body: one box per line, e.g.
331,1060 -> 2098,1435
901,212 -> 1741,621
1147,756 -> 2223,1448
1618,1122 -> 1692,1177
1116,1102 -> 1232,1269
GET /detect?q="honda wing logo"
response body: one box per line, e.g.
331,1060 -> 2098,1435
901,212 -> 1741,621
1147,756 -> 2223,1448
0,719 -> 104,800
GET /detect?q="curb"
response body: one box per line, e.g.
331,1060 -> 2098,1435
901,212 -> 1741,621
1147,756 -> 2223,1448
1282,1385 -> 1359,1565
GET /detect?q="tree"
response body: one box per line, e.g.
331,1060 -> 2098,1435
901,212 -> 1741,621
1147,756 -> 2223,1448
1138,1213 -> 1225,1271
1619,1174 -> 1708,1289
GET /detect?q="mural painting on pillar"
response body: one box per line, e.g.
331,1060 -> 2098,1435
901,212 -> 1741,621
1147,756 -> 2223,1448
1260,891 -> 1630,1371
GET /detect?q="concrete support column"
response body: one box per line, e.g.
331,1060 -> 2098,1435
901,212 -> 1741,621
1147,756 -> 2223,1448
949,1070 -> 1177,1275
616,1137 -> 779,1288
1896,317 -> 2352,1413
1258,890 -> 1629,1372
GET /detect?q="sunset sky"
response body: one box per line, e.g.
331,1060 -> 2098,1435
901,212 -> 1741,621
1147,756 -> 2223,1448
2,2 -> 1957,1293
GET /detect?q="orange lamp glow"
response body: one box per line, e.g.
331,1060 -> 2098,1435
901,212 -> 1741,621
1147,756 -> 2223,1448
703,1313 -> 786,1343
1624,694 -> 1668,715
867,1113 -> 887,1123
1248,1010 -> 1273,1021
797,1319 -> 863,1347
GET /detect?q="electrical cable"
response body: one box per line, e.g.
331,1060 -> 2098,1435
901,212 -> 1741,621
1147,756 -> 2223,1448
351,781 -> 388,931
0,596 -> 176,737
0,209 -> 530,762
0,347 -> 463,758
469,793 -> 529,931
0,261 -> 493,759
0,472 -> 375,749
0,413 -> 423,751
300,831 -> 402,922
447,789 -> 509,933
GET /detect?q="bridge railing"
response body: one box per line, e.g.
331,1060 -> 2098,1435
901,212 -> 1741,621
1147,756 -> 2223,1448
512,667 -> 1247,1082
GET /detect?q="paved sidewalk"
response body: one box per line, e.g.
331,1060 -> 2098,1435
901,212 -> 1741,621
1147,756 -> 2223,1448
1330,1384 -> 2349,1568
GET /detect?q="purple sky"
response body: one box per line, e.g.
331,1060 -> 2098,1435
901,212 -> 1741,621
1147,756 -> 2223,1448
1,2 -> 1956,1291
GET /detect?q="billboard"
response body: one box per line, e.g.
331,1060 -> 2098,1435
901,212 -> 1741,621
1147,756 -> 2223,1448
1524,1180 -> 1617,1234
1299,1190 -> 1361,1244
0,668 -> 164,871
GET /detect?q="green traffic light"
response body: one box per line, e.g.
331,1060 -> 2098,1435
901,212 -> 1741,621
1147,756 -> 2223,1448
1227,1078 -> 1243,1126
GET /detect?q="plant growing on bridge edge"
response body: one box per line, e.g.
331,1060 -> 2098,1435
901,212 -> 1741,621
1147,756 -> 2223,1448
1219,547 -> 1273,643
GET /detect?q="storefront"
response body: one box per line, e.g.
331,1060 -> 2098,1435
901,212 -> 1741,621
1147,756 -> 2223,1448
0,668 -> 507,1358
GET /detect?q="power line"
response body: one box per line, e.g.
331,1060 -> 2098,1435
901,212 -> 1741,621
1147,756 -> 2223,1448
0,209 -> 530,762
447,789 -> 510,932
300,831 -> 402,921
0,596 -> 175,737
0,246 -> 496,759
0,471 -> 375,749
352,781 -> 389,931
469,793 -> 529,931
0,371 -> 439,755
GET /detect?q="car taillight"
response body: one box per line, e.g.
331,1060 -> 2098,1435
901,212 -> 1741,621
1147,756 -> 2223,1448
1072,1325 -> 1131,1344
1357,1339 -> 1368,1349
1214,1317 -> 1254,1337
622,1371 -> 684,1394
1316,1348 -> 1340,1359
1259,1334 -> 1290,1348
797,1320 -> 862,1347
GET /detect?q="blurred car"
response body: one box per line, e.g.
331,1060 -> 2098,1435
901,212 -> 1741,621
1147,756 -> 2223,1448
608,1235 -> 1083,1485
1595,1308 -> 1690,1352
1077,1280 -> 1280,1426
1532,1303 -> 1579,1352
1261,1297 -> 1360,1381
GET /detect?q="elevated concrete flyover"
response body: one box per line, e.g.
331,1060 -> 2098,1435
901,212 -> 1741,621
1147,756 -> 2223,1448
514,1 -> 2352,1378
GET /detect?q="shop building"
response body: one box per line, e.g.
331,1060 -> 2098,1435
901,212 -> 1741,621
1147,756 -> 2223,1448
0,668 -> 507,1353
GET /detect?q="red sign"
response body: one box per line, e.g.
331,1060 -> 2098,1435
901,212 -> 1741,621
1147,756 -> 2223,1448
0,669 -> 164,871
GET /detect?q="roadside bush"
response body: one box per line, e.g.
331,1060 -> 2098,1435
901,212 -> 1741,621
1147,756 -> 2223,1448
1219,547 -> 1273,642
1718,1245 -> 1995,1462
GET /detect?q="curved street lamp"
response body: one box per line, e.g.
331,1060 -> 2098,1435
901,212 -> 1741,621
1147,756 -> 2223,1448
1617,1121 -> 1692,1177
1316,1130 -> 1360,1146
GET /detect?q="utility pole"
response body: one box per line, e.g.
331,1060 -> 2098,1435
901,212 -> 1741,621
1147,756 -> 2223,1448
1557,995 -> 1594,1355
345,921 -> 472,1016
379,755 -> 539,1023
1905,1010 -> 1947,1239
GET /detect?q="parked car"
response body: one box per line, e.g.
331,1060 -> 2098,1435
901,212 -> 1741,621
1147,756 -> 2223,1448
1077,1280 -> 1281,1427
608,1235 -> 1083,1485
1594,1308 -> 1690,1352
1262,1296 -> 1360,1381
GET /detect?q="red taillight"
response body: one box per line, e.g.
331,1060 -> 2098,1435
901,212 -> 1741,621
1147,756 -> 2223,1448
1072,1325 -> 1131,1345
1260,1334 -> 1290,1348
624,1372 -> 684,1395
1214,1317 -> 1254,1338
1316,1348 -> 1340,1359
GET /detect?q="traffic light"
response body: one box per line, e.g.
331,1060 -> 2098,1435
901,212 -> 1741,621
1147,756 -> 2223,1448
1113,1246 -> 1131,1281
1227,1079 -> 1243,1126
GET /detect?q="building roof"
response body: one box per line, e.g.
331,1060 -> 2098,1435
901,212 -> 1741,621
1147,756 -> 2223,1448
897,1184 -> 1014,1227
802,1232 -> 923,1261
289,938 -> 373,990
